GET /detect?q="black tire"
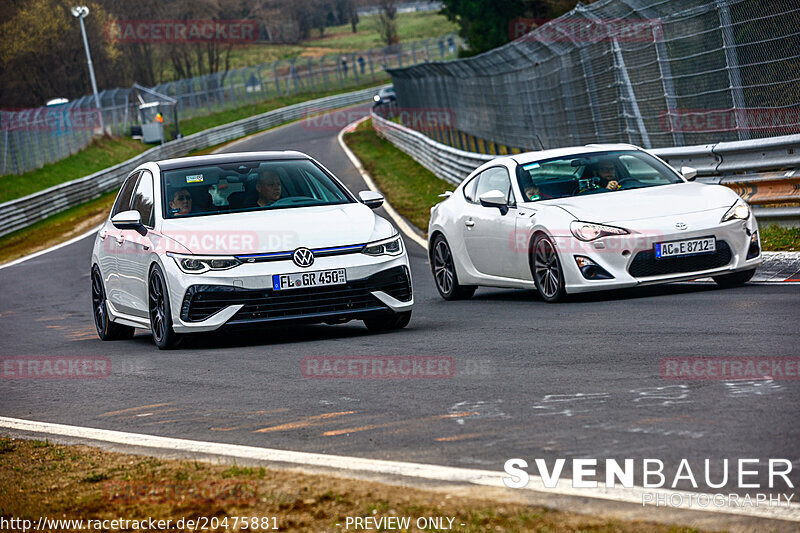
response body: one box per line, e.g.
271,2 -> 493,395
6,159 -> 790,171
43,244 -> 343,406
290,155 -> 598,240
713,268 -> 756,288
91,265 -> 135,341
430,234 -> 476,300
363,311 -> 412,332
531,234 -> 566,303
148,264 -> 182,349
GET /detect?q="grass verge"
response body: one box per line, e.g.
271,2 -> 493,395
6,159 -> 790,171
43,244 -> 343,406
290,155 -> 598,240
175,78 -> 388,138
296,11 -> 458,51
0,192 -> 116,265
0,137 -> 147,205
344,119 -> 452,232
165,11 -> 457,79
0,438 -> 704,532
759,225 -> 800,251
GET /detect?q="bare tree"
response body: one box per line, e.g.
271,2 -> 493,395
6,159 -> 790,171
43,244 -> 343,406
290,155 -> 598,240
376,0 -> 398,45
347,0 -> 360,33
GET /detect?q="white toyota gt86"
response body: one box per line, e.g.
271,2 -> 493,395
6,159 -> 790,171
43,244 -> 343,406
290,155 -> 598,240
91,152 -> 413,349
428,144 -> 762,302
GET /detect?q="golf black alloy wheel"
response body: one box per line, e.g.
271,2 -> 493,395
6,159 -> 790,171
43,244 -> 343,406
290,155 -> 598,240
148,264 -> 182,349
91,265 -> 134,340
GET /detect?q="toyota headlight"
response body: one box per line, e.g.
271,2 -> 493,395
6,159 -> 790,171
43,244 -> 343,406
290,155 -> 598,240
167,253 -> 240,274
362,234 -> 403,256
721,199 -> 750,222
570,221 -> 629,241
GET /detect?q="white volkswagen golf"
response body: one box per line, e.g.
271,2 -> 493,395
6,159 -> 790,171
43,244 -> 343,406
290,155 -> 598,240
428,145 -> 762,303
91,152 -> 413,349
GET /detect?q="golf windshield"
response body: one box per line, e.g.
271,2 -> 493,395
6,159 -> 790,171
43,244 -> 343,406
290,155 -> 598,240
516,150 -> 683,202
162,159 -> 352,218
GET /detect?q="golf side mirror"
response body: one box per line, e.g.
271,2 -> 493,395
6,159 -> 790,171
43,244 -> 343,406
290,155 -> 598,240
111,210 -> 144,232
358,190 -> 384,209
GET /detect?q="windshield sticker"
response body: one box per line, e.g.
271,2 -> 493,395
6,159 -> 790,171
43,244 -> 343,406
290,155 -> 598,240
523,163 -> 540,170
186,174 -> 204,183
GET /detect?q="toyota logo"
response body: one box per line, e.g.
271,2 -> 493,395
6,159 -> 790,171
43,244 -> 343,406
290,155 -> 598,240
292,247 -> 314,267
675,222 -> 688,230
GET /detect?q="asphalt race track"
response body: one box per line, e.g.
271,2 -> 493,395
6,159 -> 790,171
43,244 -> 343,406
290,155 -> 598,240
1,104 -> 799,496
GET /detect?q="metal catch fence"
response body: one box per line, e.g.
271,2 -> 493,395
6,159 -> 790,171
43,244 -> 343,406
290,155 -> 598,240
388,0 -> 799,152
1,34 -> 461,176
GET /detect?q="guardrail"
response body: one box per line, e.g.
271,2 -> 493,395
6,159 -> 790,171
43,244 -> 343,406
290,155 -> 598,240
0,86 -> 387,239
371,109 -> 800,223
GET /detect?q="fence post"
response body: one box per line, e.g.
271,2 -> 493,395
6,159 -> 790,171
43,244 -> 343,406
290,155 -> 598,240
611,38 -> 651,148
1,129 -> 8,175
715,0 -> 749,140
352,52 -> 360,84
540,39 -> 580,146
620,0 -> 684,146
368,49 -> 375,81
321,56 -> 329,91
273,61 -> 282,95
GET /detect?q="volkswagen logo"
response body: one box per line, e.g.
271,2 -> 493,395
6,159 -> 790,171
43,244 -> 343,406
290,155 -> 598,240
675,222 -> 688,230
292,247 -> 314,267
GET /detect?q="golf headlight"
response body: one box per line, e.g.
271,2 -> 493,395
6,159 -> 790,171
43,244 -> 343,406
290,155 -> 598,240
362,234 -> 403,256
168,253 -> 240,274
570,221 -> 629,241
721,199 -> 750,222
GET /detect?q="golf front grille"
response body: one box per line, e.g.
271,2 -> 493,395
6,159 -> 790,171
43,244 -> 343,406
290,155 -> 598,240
181,266 -> 411,323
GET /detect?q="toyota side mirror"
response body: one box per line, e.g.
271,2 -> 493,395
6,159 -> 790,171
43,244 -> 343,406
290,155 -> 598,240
681,166 -> 698,181
479,190 -> 509,215
358,190 -> 384,209
111,210 -> 144,232
479,189 -> 508,215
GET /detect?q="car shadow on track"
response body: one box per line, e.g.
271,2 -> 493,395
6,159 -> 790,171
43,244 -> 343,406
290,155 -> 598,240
125,322 -> 411,351
470,281 -> 741,304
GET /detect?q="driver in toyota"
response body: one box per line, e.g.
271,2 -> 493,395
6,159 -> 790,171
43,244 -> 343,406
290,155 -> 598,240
594,160 -> 620,191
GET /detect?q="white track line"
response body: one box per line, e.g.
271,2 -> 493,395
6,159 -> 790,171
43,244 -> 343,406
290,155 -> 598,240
0,416 -> 797,523
0,225 -> 101,271
337,116 -> 428,251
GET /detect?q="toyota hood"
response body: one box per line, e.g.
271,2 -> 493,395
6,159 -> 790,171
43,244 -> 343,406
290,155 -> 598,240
158,203 -> 392,255
550,182 -> 738,224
